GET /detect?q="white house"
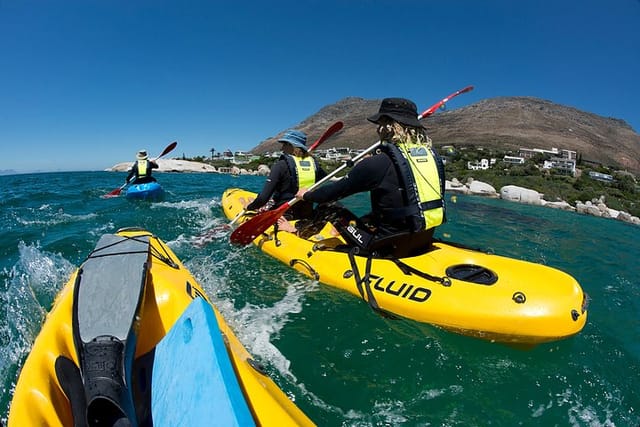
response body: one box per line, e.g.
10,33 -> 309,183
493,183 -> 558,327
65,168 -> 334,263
467,158 -> 490,170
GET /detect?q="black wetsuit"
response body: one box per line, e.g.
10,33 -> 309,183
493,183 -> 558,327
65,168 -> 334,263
126,160 -> 159,184
247,158 -> 326,220
303,152 -> 436,257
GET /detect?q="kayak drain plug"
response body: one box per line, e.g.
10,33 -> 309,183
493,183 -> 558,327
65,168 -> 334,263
512,292 -> 526,304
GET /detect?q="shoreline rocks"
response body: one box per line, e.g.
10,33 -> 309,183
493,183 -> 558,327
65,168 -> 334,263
448,179 -> 640,226
106,160 -> 639,226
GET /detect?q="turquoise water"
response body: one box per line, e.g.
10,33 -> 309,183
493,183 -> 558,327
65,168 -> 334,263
1,171 -> 639,426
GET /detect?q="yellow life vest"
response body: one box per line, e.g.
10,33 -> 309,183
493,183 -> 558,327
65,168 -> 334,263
285,154 -> 317,190
137,160 -> 149,177
382,141 -> 445,231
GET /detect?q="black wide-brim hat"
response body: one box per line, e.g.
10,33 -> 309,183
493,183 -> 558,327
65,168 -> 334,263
367,98 -> 424,128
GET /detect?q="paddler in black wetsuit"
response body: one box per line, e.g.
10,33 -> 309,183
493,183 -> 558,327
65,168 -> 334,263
125,149 -> 159,184
296,98 -> 446,258
245,129 -> 327,221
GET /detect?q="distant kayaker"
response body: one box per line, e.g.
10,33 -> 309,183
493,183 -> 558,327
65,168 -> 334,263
245,130 -> 327,221
296,98 -> 446,258
126,149 -> 159,184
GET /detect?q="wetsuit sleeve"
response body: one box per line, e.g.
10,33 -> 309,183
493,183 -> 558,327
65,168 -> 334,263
149,160 -> 159,170
125,163 -> 137,182
246,160 -> 287,210
303,155 -> 388,204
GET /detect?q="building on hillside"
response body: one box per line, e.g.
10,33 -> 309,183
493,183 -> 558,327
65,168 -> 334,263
520,146 -> 577,175
588,171 -> 614,182
322,147 -> 351,161
519,147 -> 560,159
503,155 -> 525,165
467,158 -> 491,170
561,149 -> 577,160
543,158 -> 576,176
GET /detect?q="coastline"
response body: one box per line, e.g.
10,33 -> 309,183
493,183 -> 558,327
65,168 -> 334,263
106,159 -> 640,226
446,177 -> 640,226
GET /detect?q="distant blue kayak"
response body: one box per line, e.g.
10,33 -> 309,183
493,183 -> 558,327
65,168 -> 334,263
125,181 -> 164,200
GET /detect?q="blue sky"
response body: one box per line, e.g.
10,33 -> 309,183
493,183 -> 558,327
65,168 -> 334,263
1,0 -> 639,173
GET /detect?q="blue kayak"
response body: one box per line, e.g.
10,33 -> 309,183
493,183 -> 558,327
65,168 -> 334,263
125,181 -> 164,200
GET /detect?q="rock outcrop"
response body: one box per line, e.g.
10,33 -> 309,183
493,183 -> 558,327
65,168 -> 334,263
500,185 -> 544,205
107,159 -> 218,173
106,159 -> 270,175
447,179 -> 639,226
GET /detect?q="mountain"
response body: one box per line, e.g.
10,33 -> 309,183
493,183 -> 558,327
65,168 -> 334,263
250,96 -> 640,174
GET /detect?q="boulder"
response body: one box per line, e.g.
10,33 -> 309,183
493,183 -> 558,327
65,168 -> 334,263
468,180 -> 498,197
500,185 -> 543,205
446,178 -> 470,194
576,201 -> 602,217
256,164 -> 270,176
107,159 -> 218,173
542,200 -> 575,211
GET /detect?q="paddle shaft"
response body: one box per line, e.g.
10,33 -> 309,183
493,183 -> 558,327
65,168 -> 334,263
230,87 -> 474,245
283,141 -> 381,210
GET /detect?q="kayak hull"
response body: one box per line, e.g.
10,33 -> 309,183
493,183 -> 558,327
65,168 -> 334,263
125,181 -> 164,200
8,228 -> 314,426
222,188 -> 588,346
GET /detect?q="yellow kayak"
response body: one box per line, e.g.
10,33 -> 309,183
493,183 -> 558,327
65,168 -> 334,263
8,227 -> 314,427
222,188 -> 588,346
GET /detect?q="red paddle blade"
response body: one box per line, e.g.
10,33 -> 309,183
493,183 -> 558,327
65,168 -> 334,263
418,85 -> 474,119
103,187 -> 123,198
308,121 -> 344,152
158,141 -> 177,158
230,204 -> 289,245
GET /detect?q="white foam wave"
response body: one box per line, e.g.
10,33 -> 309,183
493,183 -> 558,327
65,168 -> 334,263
152,198 -> 216,214
0,242 -> 75,404
15,206 -> 97,227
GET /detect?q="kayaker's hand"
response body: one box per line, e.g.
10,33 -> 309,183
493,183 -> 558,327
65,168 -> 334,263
296,188 -> 308,200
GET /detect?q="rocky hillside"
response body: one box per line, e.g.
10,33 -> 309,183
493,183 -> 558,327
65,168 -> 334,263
251,96 -> 640,174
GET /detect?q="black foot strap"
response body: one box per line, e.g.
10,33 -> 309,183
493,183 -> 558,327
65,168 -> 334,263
391,258 -> 451,286
347,248 -> 397,319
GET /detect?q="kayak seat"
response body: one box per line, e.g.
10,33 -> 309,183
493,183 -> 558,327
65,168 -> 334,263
324,228 -> 435,259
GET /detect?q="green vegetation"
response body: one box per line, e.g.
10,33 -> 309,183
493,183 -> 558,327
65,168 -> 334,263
192,146 -> 640,217
441,146 -> 639,217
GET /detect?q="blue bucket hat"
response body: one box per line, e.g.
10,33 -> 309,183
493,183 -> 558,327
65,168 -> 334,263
278,129 -> 308,151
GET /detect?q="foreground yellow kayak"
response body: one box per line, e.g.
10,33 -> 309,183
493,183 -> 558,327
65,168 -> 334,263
8,227 -> 314,427
222,188 -> 588,346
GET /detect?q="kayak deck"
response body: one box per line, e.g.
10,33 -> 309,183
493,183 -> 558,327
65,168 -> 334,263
222,188 -> 588,346
125,181 -> 164,200
8,228 -> 314,426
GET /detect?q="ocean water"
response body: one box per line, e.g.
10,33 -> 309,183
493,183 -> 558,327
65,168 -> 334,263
1,171 -> 638,426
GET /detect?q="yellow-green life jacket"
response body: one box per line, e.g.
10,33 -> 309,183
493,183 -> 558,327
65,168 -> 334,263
283,154 -> 317,191
380,141 -> 445,231
137,160 -> 149,177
